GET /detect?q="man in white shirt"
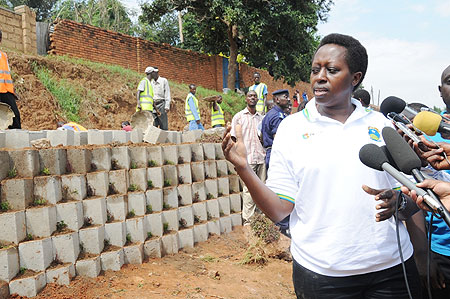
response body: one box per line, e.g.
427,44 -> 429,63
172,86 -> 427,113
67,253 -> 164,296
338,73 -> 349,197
150,67 -> 171,130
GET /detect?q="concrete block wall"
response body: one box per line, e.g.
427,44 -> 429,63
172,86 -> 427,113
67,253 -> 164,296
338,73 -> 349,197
0,6 -> 37,54
0,140 -> 242,297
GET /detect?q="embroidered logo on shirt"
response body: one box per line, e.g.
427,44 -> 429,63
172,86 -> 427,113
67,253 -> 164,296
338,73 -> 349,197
368,126 -> 381,141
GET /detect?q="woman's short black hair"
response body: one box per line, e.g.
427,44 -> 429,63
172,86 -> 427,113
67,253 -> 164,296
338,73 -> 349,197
318,33 -> 368,90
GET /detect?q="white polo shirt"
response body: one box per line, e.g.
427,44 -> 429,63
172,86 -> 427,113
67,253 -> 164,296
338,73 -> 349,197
266,98 -> 413,277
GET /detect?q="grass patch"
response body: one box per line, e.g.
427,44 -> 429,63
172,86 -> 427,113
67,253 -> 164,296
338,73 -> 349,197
250,214 -> 280,244
200,254 -> 217,262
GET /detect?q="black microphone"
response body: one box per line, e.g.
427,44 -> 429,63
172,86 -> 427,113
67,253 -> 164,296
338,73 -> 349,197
380,96 -> 421,121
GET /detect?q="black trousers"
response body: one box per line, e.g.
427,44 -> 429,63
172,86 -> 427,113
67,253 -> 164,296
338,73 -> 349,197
153,100 -> 168,130
423,252 -> 450,299
0,92 -> 21,129
292,257 -> 422,299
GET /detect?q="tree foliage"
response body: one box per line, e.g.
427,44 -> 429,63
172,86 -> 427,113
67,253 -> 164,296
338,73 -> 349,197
0,0 -> 58,21
140,0 -> 333,87
137,12 -> 180,45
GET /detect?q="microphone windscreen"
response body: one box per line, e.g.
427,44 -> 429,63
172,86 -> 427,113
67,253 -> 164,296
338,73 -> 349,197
380,96 -> 406,117
413,111 -> 442,136
382,127 -> 422,174
381,145 -> 399,170
359,143 -> 388,171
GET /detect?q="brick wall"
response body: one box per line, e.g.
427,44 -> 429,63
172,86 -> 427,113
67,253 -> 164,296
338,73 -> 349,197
49,19 -> 312,97
0,5 -> 36,54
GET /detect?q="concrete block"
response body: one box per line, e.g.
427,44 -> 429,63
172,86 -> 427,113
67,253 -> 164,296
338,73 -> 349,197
0,210 -> 26,244
147,167 -> 163,189
181,130 -> 196,143
161,232 -> 178,256
144,238 -> 161,258
191,162 -> 205,182
230,213 -> 243,227
177,228 -> 194,249
190,143 -> 204,162
162,165 -> 177,187
206,199 -> 220,219
215,143 -> 225,159
66,148 -> 91,174
202,143 -> 216,160
129,146 -> 148,168
52,232 -> 80,264
38,148 -> 67,175
105,221 -> 126,247
0,131 -> 4,147
0,280 -> 7,298
204,160 -> 217,179
26,205 -> 57,238
207,219 -> 221,236
228,175 -> 240,194
78,225 -> 105,254
218,177 -> 230,196
46,263 -> 75,285
91,147 -> 112,171
61,174 -> 87,201
19,237 -> 53,272
108,169 -> 129,195
218,196 -> 231,216
216,160 -> 228,177
193,223 -> 208,243
146,146 -> 163,166
144,212 -> 163,237
34,175 -> 62,205
226,161 -> 236,174
0,246 -> 19,282
8,149 -> 39,178
131,128 -> 144,143
204,179 -> 218,199
143,126 -> 167,144
106,195 -> 127,222
123,242 -> 144,264
29,131 -> 47,142
111,146 -> 130,170
219,216 -> 233,234
75,255 -> 101,278
83,197 -> 107,225
162,145 -> 177,165
86,171 -> 109,197
178,205 -> 194,228
101,248 -> 124,271
4,129 -> 30,149
163,187 -> 178,210
8,271 -> 46,297
177,144 -> 191,164
166,131 -> 181,144
191,182 -> 206,202
0,151 -> 10,181
162,209 -> 178,232
126,217 -> 146,243
146,189 -> 163,212
129,168 -> 147,192
47,129 -> 74,146
128,192 -> 146,216
73,131 -> 88,146
177,184 -> 192,206
176,163 -> 192,185
56,201 -> 83,231
1,178 -> 33,210
229,193 -> 242,213
87,129 -> 113,145
112,130 -> 128,143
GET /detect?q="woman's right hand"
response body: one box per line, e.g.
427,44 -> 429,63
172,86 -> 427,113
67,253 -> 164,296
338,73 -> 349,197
222,123 -> 249,172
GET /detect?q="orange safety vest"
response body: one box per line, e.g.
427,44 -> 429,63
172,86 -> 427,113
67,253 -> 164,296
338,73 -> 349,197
0,51 -> 14,94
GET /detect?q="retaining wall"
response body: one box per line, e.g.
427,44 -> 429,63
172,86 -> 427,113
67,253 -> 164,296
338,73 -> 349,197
0,5 -> 37,54
0,129 -> 242,297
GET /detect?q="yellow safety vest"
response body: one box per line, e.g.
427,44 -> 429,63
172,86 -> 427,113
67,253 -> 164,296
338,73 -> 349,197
250,83 -> 267,113
137,77 -> 154,111
211,103 -> 225,126
62,122 -> 88,131
185,93 -> 199,122
0,51 -> 14,94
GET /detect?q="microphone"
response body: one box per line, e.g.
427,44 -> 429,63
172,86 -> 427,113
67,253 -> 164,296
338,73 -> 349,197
413,111 -> 450,136
380,96 -> 421,121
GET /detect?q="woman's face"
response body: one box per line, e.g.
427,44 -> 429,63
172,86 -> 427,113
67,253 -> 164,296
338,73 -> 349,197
310,44 -> 361,109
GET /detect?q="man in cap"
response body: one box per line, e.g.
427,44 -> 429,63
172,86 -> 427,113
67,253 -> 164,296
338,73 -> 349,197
136,67 -> 155,114
248,72 -> 268,114
211,95 -> 225,128
150,67 -> 171,130
185,84 -> 204,130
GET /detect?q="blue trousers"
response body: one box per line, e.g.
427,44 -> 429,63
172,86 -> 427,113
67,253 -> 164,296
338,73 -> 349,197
189,120 -> 204,131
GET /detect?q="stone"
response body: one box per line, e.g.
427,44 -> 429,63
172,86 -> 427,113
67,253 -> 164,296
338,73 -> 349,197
76,256 -> 101,278
105,221 -> 126,247
78,225 -> 105,255
177,144 -> 191,164
229,193 -> 242,213
106,195 -> 127,222
217,177 -> 230,196
86,171 -> 109,197
0,210 -> 26,244
160,232 -> 178,256
204,160 -> 217,179
206,199 -> 220,219
101,248 -> 124,271
52,231 -> 80,264
38,148 -> 67,175
216,160 -> 228,178
123,242 -> 144,264
161,145 -> 177,165
176,163 -> 192,185
230,213 -> 243,227
214,143 -> 225,159
144,212 -> 163,237
128,168 -> 147,192
129,146 -> 148,168
146,146 -> 163,167
178,205 -> 194,228
26,205 -> 57,238
192,202 -> 207,223
4,130 -> 30,149
177,228 -> 194,249
18,238 -> 53,272
193,223 -> 208,243
73,131 -> 88,146
131,128 -> 144,143
34,175 -> 62,205
126,217 -> 146,243
190,162 -> 205,182
8,149 -> 39,178
8,271 -> 46,297
219,216 -> 233,234
108,169 -> 129,195
1,178 -> 34,210
66,148 -> 91,174
204,179 -> 218,199
202,143 -> 216,160
61,174 -> 87,201
177,184 -> 192,206
128,192 -> 146,216
56,201 -> 83,231
207,219 -> 221,236
162,209 -> 178,232
111,146 -> 130,170
112,130 -> 128,143
143,126 -> 168,144
218,196 -> 231,216
163,187 -> 178,210
147,167 -> 163,189
46,263 -> 75,285
87,130 -> 113,145
0,151 -> 10,181
143,238 -> 161,258
145,189 -> 163,213
82,197 -> 107,225
162,165 -> 177,187
47,129 -> 74,146
190,143 -> 204,162
91,147 -> 112,171
191,182 -> 206,202
0,246 -> 19,282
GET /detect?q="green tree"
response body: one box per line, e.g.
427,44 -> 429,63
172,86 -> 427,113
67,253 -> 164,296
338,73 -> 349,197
140,0 -> 332,88
137,12 -> 180,45
0,0 -> 58,21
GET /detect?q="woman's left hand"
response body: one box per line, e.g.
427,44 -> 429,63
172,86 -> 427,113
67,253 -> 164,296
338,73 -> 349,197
362,185 -> 396,221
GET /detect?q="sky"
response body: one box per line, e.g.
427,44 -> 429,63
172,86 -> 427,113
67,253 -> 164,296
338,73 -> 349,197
121,0 -> 449,109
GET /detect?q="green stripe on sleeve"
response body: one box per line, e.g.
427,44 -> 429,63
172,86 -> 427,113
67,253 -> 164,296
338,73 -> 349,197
277,193 -> 295,204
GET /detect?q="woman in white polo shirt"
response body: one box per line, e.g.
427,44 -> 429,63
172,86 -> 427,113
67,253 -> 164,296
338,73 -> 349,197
222,33 -> 421,298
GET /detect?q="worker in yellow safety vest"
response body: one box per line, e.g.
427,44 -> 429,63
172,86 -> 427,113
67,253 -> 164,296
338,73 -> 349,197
248,72 -> 268,114
211,95 -> 225,128
0,30 -> 21,129
136,66 -> 155,112
185,84 -> 204,131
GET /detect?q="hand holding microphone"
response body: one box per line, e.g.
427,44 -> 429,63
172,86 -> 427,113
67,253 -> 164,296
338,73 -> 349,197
401,179 -> 450,214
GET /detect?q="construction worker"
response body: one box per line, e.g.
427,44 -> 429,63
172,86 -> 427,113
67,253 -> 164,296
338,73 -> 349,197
211,95 -> 225,128
0,30 -> 21,129
136,67 -> 155,113
57,121 -> 87,131
185,84 -> 204,130
248,72 -> 268,114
